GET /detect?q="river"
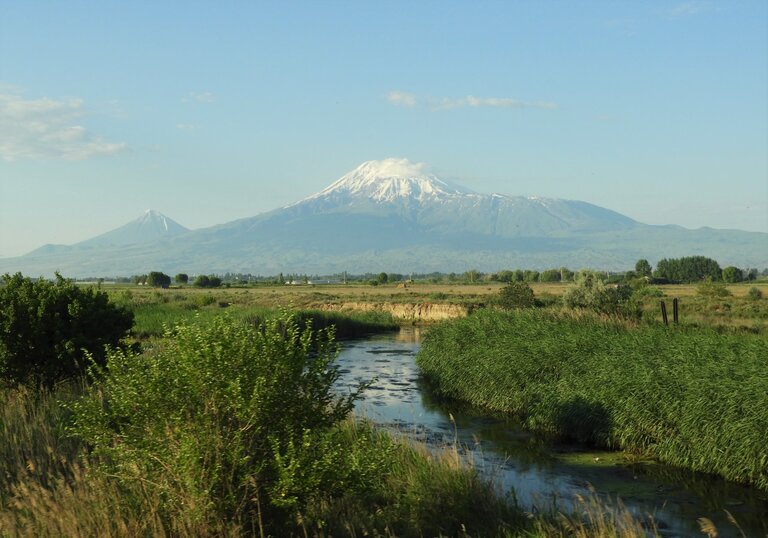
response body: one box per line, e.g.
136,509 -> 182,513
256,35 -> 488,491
334,328 -> 768,538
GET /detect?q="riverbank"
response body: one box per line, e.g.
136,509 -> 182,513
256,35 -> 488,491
416,309 -> 768,491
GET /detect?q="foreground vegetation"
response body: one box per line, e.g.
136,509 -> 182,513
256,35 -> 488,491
417,309 -> 768,491
2,273 -> 762,535
0,309 -> 666,537
0,313 -> 517,536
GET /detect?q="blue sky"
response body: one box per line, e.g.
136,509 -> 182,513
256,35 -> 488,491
0,1 -> 766,257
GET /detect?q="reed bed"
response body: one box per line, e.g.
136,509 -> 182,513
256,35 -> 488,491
129,301 -> 398,340
416,309 -> 768,490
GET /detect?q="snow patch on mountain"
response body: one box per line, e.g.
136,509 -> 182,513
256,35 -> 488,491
297,158 -> 475,205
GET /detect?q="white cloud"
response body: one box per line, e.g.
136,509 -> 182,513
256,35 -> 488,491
667,1 -> 710,17
183,91 -> 215,103
0,88 -> 125,161
386,90 -> 417,107
386,90 -> 558,111
176,123 -> 197,131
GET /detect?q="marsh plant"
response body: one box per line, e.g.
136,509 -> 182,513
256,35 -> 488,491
417,309 -> 768,490
69,313 -> 368,533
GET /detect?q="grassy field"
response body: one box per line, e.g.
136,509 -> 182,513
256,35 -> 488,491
98,279 -> 768,336
417,309 -> 768,490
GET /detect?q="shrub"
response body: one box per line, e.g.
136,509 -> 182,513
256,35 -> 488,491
562,270 -> 639,318
497,281 -> 536,309
70,313 -> 368,533
175,273 -> 189,285
747,287 -> 763,301
0,273 -> 133,387
696,277 -> 732,299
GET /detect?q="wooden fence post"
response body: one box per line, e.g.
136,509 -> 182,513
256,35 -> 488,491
673,298 -> 679,325
660,300 -> 668,325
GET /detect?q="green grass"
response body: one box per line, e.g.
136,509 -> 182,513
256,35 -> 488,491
125,297 -> 398,341
416,309 -> 768,490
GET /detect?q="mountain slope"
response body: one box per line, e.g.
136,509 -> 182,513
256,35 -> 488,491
79,209 -> 189,248
1,159 -> 766,277
24,210 -> 189,257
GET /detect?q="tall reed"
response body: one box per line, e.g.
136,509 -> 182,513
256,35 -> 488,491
417,309 -> 768,490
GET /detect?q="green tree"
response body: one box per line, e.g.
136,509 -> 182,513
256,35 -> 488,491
635,259 -> 652,278
722,266 -> 744,283
377,272 -> 389,284
493,270 -> 516,283
497,281 -> 536,309
464,269 -> 481,283
0,273 -> 133,387
654,256 -> 721,283
147,271 -> 171,288
175,273 -> 189,285
523,270 -> 540,283
193,275 -> 222,288
539,269 -> 561,282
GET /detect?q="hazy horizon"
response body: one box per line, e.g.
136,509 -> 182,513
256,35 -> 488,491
1,1 -> 766,258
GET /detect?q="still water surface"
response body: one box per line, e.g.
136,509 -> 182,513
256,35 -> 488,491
334,328 -> 768,538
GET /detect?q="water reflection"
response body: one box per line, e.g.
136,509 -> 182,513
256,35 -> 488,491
334,328 -> 768,538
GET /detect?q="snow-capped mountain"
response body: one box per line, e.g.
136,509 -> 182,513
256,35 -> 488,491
298,158 -> 473,205
280,158 -> 637,237
3,159 -> 766,277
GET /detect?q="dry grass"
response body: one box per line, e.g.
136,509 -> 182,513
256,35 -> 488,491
531,487 -> 658,538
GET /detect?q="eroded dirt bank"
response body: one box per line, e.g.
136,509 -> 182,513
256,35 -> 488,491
321,302 -> 469,322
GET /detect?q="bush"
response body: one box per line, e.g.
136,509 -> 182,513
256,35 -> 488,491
696,277 -> 732,299
562,270 -> 639,318
70,313 -> 368,533
747,287 -> 763,301
0,273 -> 133,387
496,281 -> 536,309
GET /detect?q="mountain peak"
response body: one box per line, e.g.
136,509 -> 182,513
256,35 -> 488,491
305,158 -> 472,204
352,158 -> 430,180
77,210 -> 189,248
